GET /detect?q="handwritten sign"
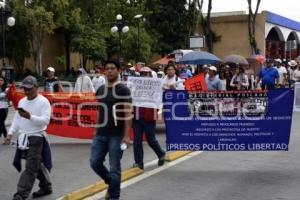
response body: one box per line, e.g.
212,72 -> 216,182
127,77 -> 164,109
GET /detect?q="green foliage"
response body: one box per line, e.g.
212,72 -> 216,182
144,0 -> 191,55
55,55 -> 66,66
3,1 -> 31,74
6,0 -> 198,73
72,26 -> 107,62
122,27 -> 153,62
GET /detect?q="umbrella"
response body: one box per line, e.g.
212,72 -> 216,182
223,54 -> 249,65
250,54 -> 265,65
178,51 -> 221,65
296,55 -> 300,62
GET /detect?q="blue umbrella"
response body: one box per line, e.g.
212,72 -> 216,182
178,51 -> 221,65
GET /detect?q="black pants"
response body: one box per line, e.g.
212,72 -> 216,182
0,108 -> 8,138
15,136 -> 52,199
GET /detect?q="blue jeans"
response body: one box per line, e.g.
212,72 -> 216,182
90,135 -> 123,199
133,119 -> 165,169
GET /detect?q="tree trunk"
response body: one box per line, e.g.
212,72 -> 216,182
206,0 -> 213,53
38,44 -> 43,76
83,55 -> 87,70
247,0 -> 261,55
65,31 -> 71,75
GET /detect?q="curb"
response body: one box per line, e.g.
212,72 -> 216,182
165,151 -> 192,161
60,167 -> 144,200
59,151 -> 192,200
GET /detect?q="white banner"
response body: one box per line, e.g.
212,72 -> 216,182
127,77 -> 164,109
294,82 -> 300,112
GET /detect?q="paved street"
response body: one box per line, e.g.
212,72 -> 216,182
0,107 -> 166,200
116,112 -> 300,200
1,107 -> 300,200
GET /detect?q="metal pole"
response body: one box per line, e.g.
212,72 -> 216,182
119,29 -> 122,65
137,20 -> 140,62
1,7 -> 5,67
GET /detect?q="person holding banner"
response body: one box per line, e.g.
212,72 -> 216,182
74,68 -> 95,93
257,59 -> 279,90
230,65 -> 249,90
90,60 -> 132,200
92,69 -> 106,92
293,61 -> 300,82
132,67 -> 166,170
5,76 -> 52,200
205,66 -> 221,90
44,66 -> 64,93
162,63 -> 184,90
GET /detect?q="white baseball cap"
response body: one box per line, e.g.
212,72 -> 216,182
274,58 -> 282,64
208,66 -> 217,71
47,67 -> 55,72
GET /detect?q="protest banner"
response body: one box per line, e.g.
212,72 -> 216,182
8,85 -> 97,139
163,89 -> 294,151
8,85 -> 139,139
184,73 -> 207,91
127,77 -> 164,109
294,82 -> 300,112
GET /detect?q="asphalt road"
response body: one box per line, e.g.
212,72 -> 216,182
1,108 -> 300,200
118,112 -> 300,200
0,107 -> 167,200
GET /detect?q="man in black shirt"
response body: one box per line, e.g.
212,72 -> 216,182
90,60 -> 132,200
44,67 -> 63,92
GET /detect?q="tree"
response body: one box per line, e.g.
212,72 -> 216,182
27,6 -> 55,76
144,0 -> 191,55
4,0 -> 31,75
247,0 -> 261,54
71,26 -> 107,68
14,0 -> 56,76
197,0 -> 214,53
122,27 -> 153,62
51,0 -> 82,74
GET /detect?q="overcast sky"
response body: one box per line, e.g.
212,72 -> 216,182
202,0 -> 300,22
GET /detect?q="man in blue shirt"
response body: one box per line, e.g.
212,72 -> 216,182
205,66 -> 221,90
257,59 -> 279,90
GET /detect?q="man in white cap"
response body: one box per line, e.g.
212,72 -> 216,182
293,61 -> 300,83
5,76 -> 53,200
274,59 -> 287,88
288,60 -> 298,87
205,66 -> 221,90
44,66 -> 63,92
121,63 -> 135,81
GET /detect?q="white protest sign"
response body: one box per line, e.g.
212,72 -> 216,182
294,82 -> 300,112
127,77 -> 164,109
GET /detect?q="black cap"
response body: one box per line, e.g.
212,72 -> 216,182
21,76 -> 38,88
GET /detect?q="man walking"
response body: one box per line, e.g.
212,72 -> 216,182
90,60 -> 132,200
5,76 -> 52,200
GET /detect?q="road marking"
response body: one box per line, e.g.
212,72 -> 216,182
85,151 -> 203,200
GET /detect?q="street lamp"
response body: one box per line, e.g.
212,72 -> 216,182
0,1 -> 15,67
111,14 -> 129,65
134,14 -> 143,62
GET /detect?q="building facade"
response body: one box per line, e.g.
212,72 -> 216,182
198,11 -> 300,60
